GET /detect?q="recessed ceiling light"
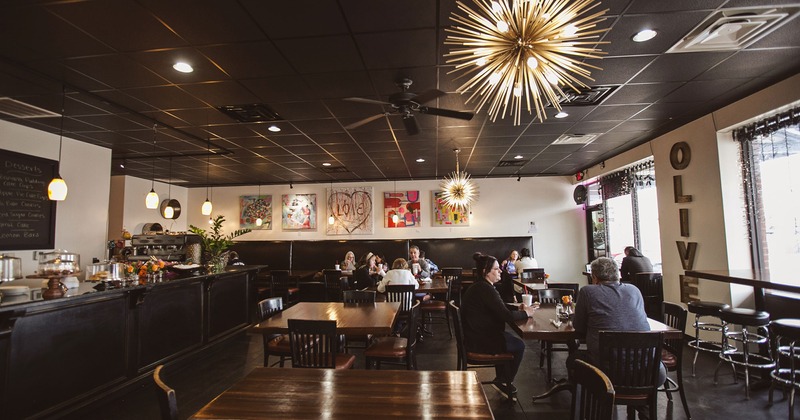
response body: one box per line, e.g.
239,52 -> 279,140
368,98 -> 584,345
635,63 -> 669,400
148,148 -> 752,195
632,29 -> 657,42
268,125 -> 281,132
322,162 -> 332,167
514,155 -> 524,159
172,62 -> 193,73
555,111 -> 569,118
416,158 -> 425,163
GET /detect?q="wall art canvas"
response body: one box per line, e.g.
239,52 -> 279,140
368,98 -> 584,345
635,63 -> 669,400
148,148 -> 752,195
327,186 -> 373,235
384,190 -> 421,228
282,194 -> 316,230
432,191 -> 470,226
240,195 -> 272,229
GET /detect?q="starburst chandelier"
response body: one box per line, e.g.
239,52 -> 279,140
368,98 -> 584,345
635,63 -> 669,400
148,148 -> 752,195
445,0 -> 609,125
440,149 -> 478,212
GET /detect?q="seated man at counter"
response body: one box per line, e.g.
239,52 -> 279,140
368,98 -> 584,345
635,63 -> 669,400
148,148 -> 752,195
408,245 -> 430,279
568,256 -> 666,419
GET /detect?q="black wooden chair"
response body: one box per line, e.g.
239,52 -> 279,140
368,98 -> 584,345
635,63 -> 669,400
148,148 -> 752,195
450,301 -> 516,401
661,301 -> 691,419
270,270 -> 299,306
419,267 -> 460,338
299,281 -> 327,302
571,359 -> 615,420
256,297 -> 291,367
153,365 -> 178,420
598,331 -> 664,420
365,302 -> 420,370
537,288 -> 576,382
342,290 -> 377,350
385,284 -> 416,334
287,319 -> 355,369
633,272 -> 664,320
546,282 -> 580,299
322,269 -> 346,302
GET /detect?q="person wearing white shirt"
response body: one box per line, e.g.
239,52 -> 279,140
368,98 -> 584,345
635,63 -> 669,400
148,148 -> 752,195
377,258 -> 419,293
513,248 -> 539,294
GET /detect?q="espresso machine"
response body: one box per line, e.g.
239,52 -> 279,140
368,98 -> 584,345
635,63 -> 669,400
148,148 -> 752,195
126,233 -> 201,262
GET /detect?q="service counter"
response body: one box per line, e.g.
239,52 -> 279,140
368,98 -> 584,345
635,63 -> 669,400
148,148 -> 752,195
0,265 -> 265,420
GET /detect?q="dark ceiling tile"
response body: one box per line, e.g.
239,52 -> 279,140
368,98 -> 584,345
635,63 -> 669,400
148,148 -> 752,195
292,118 -> 344,135
569,121 -> 622,133
241,76 -> 313,102
302,72 -> 375,99
698,49 -> 800,80
659,79 -> 747,103
201,42 -> 295,79
631,51 -> 734,83
140,0 -> 265,45
241,0 -> 349,39
180,81 -> 261,107
585,105 -> 649,121
747,19 -> 800,48
602,82 -> 683,105
131,49 -> 230,85
625,0 -> 725,13
342,0 -> 436,32
272,101 -> 332,120
356,29 -> 437,69
65,55 -> 166,89
583,56 -> 658,85
274,36 -> 363,74
601,12 -> 710,56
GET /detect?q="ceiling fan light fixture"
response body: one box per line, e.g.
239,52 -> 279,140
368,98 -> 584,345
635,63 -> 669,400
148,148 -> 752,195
445,0 -> 609,124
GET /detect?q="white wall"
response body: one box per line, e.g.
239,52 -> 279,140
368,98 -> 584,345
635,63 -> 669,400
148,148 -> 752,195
117,175 -> 188,235
183,177 -> 588,285
1,119 -> 111,278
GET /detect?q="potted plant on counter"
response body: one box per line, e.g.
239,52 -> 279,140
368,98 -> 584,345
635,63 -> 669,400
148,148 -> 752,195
189,215 -> 251,273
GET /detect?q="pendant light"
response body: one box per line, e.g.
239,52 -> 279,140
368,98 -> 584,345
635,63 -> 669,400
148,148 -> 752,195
145,124 -> 159,209
201,123 -> 213,215
255,184 -> 263,227
328,182 -> 335,225
48,86 -> 68,201
391,179 -> 399,224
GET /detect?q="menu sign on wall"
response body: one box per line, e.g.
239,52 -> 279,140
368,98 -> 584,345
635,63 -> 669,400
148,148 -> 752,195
0,149 -> 57,250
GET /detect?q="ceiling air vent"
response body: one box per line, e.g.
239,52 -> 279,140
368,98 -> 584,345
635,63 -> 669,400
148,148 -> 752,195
218,103 -> 282,123
497,160 -> 527,167
558,86 -> 617,106
319,166 -> 349,173
552,134 -> 598,145
668,6 -> 800,53
0,97 -> 60,118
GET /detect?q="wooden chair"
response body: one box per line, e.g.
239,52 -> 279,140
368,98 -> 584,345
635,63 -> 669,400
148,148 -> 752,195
385,284 -> 416,312
299,281 -> 327,302
419,267 -> 460,338
661,301 -> 691,419
537,288 -> 576,382
571,359 -> 615,420
256,297 -> 291,367
365,302 -> 420,370
633,272 -> 664,320
598,331 -> 664,420
342,290 -> 377,350
287,319 -> 355,369
546,282 -> 580,299
322,269 -> 346,302
450,301 -> 515,400
270,270 -> 299,306
153,365 -> 178,420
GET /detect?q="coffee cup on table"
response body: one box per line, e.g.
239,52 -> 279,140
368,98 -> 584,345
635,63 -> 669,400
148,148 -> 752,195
412,263 -> 420,275
335,264 -> 340,270
521,294 -> 533,307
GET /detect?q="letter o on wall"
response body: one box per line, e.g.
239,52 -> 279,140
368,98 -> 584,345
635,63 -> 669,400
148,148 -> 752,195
670,142 -> 691,170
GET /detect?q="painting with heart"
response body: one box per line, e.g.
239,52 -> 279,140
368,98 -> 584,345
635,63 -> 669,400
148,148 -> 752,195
327,187 -> 373,235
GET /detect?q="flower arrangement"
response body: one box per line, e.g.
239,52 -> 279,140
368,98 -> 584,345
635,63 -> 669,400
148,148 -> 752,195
138,257 -> 166,277
561,295 -> 572,305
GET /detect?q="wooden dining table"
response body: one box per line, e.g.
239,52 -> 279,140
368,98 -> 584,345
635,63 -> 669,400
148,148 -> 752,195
189,367 -> 495,419
249,301 -> 400,336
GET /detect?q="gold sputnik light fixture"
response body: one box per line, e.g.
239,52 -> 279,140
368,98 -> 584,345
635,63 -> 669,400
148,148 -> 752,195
440,149 -> 478,212
445,0 -> 609,125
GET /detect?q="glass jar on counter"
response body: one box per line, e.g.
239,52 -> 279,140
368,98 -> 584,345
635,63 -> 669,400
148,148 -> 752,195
38,250 -> 80,276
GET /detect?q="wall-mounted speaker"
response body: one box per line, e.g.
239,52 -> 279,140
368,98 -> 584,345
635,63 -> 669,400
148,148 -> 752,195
573,185 -> 587,205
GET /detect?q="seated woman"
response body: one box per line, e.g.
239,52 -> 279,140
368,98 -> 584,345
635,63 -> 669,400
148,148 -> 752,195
354,252 -> 385,289
376,258 -> 418,293
501,250 -> 519,276
341,251 -> 356,272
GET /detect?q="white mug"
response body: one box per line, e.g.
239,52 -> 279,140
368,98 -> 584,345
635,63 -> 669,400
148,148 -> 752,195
334,264 -> 340,270
412,263 -> 420,275
521,294 -> 533,306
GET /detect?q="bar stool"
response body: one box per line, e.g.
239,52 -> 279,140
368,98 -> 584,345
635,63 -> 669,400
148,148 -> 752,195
768,318 -> 800,419
687,300 -> 730,376
714,307 -> 775,399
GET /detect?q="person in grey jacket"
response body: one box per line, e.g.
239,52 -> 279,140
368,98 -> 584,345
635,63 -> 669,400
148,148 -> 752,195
408,245 -> 430,279
620,246 -> 654,283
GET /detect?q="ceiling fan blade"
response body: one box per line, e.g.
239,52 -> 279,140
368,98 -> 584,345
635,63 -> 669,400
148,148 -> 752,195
343,97 -> 392,106
344,113 -> 387,130
411,89 -> 446,104
418,106 -> 475,121
402,114 -> 420,136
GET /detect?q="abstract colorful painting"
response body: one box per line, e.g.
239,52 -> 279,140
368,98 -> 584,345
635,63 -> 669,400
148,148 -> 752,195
326,187 -> 373,235
240,195 -> 272,229
384,191 -> 420,228
432,191 -> 469,226
282,194 -> 317,230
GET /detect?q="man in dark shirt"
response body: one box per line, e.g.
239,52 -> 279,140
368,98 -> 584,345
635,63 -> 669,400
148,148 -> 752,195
461,253 -> 535,401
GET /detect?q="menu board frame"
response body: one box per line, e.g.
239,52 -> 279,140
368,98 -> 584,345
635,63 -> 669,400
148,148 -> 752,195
0,149 -> 58,250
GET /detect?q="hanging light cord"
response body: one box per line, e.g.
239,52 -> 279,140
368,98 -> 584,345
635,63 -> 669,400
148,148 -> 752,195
167,157 -> 172,199
205,138 -> 211,198
57,86 -> 65,169
151,124 -> 157,188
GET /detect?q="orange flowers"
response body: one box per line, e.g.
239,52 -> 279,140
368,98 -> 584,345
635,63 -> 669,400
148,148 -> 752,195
561,295 -> 572,305
136,258 -> 166,277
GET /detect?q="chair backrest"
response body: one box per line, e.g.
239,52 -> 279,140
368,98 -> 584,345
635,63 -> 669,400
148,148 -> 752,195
405,302 -> 421,365
546,282 -> 580,299
287,319 -> 340,368
537,288 -> 574,304
597,331 -> 664,398
257,297 -> 283,321
385,284 -> 416,312
633,273 -> 664,319
299,282 -> 327,302
342,289 -> 376,303
661,301 -> 687,360
449,301 -> 468,371
442,267 -> 463,305
571,359 -> 615,420
270,270 -> 296,296
153,365 -> 178,420
520,268 -> 546,284
322,269 -> 345,301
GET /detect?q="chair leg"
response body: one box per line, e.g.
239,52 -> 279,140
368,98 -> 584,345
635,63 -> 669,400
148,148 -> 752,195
539,341 -> 546,368
445,307 -> 452,338
677,368 -> 692,419
546,342 -> 553,383
664,378 -> 673,401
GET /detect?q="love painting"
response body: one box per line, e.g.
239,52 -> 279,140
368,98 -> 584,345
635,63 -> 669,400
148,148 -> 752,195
326,187 -> 373,235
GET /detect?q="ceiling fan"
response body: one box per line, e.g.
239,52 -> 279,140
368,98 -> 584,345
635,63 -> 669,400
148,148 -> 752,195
343,78 -> 475,135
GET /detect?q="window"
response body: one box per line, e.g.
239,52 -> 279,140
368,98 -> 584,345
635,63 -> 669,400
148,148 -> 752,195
736,108 -> 800,280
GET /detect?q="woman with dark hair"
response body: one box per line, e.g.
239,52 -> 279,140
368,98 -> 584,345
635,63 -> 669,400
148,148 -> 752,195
620,246 -> 654,283
460,252 -> 536,401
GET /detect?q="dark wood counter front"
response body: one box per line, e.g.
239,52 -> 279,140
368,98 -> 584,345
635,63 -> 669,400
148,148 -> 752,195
0,266 -> 264,420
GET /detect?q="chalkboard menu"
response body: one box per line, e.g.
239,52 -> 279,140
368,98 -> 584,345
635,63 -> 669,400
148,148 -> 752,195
0,149 -> 57,250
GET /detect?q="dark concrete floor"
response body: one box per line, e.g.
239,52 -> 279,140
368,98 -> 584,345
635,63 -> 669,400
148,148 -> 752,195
67,321 -> 797,420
